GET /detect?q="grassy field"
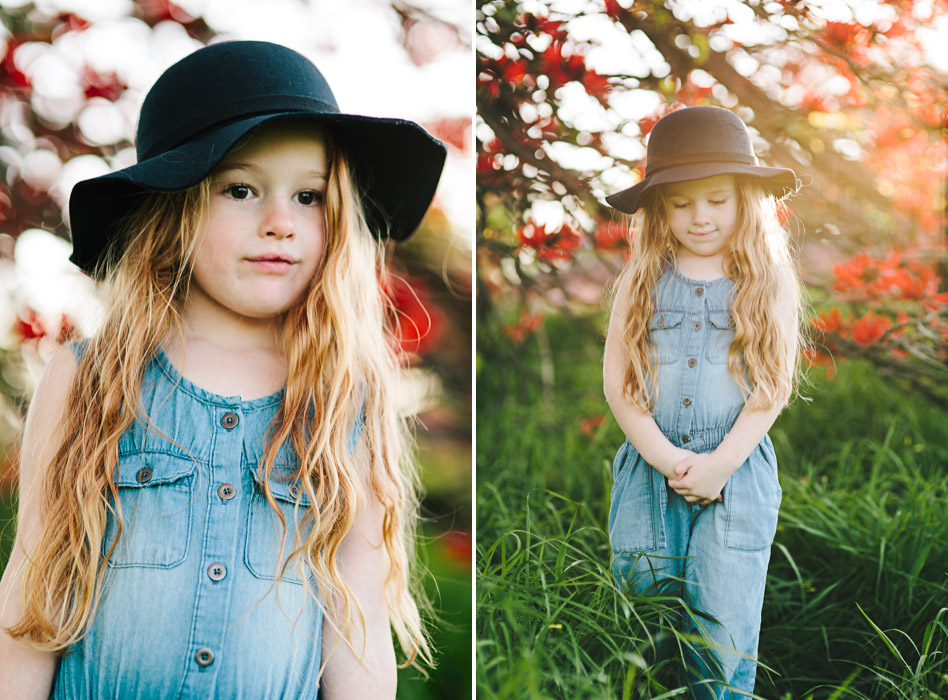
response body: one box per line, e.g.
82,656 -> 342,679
476,314 -> 948,699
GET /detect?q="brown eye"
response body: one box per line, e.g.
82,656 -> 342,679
224,184 -> 252,200
296,190 -> 323,206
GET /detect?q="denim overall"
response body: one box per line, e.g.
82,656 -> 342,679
609,266 -> 782,698
54,343 -> 362,699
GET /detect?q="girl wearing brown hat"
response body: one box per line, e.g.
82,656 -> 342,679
0,41 -> 445,698
603,106 -> 804,697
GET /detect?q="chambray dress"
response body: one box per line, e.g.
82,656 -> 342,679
53,343 -> 362,699
608,266 -> 782,697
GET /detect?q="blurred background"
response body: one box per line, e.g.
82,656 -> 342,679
0,1 -> 471,697
477,1 -> 948,698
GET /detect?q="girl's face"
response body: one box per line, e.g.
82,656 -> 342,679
189,123 -> 328,323
663,174 -> 738,261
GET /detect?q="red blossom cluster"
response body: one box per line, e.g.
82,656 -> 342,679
380,272 -> 444,361
517,222 -> 582,262
831,251 -> 948,309
439,530 -> 472,570
592,220 -> 628,251
501,309 -> 542,343
580,414 -> 604,437
13,308 -> 78,346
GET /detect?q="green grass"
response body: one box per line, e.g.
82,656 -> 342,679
476,314 -> 948,699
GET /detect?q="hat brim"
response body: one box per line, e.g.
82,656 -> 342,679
605,162 -> 799,214
68,111 -> 446,276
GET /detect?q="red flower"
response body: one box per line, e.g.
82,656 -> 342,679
380,273 -> 443,360
581,415 -> 604,437
518,222 -> 583,262
832,252 -> 881,295
802,347 -> 837,380
501,311 -> 542,343
812,308 -> 843,335
1,39 -> 33,92
440,530 -> 472,570
81,65 -> 125,101
593,221 -> 628,250
424,116 -> 470,153
14,309 -> 46,341
850,313 -> 892,347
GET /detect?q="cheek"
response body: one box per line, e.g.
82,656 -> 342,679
668,211 -> 689,236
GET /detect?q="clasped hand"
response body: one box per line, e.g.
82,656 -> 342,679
667,452 -> 734,505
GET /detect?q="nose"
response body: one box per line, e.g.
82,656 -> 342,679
692,201 -> 711,225
261,196 -> 294,238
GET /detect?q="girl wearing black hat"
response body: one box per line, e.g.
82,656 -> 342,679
0,41 -> 445,698
603,106 -> 805,697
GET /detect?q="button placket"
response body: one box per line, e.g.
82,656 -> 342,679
182,403 -> 243,689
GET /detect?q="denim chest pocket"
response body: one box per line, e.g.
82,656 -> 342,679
245,468 -> 314,585
705,310 -> 735,365
105,453 -> 197,568
649,311 -> 685,365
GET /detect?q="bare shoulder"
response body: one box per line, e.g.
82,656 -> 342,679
21,346 -> 78,483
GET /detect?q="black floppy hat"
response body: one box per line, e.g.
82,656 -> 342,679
605,106 -> 799,214
68,40 -> 447,276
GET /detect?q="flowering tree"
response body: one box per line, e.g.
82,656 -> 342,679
477,0 -> 948,406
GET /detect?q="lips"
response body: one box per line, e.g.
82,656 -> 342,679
247,254 -> 296,263
245,254 -> 297,272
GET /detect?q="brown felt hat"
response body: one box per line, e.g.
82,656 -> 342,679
605,106 -> 799,214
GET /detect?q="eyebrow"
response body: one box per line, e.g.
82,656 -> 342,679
216,162 -> 327,179
667,188 -> 734,197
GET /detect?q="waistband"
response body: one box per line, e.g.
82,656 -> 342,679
662,426 -> 733,453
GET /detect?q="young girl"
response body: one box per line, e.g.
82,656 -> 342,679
0,40 -> 445,698
602,106 -> 803,697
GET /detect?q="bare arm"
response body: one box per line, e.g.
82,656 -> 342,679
603,272 -> 693,479
0,347 -> 77,697
320,441 -> 397,699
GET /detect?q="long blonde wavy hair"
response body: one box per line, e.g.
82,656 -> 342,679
8,129 -> 431,668
615,176 -> 805,412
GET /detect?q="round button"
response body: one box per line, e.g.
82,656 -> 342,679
289,483 -> 301,499
682,435 -> 691,444
687,358 -> 697,368
683,397 -> 692,406
694,321 -> 702,331
221,412 -> 239,430
218,483 -> 236,501
195,647 -> 215,667
656,317 -> 665,328
695,287 -> 704,296
136,466 -> 153,483
207,563 -> 226,581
